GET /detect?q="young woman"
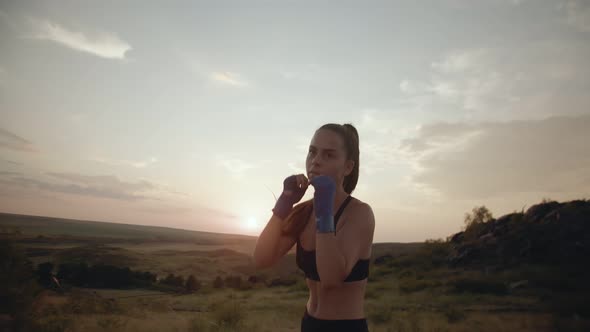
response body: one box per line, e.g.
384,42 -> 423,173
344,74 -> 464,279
254,123 -> 375,332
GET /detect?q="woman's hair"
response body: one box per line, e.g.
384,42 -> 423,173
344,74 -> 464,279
280,123 -> 360,240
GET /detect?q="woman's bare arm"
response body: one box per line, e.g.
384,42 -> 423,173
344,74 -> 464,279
316,202 -> 375,289
253,214 -> 297,269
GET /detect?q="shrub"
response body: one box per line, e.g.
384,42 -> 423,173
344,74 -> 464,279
185,275 -> 201,293
449,277 -> 508,295
211,299 -> 245,330
368,304 -> 392,324
442,307 -> 466,323
399,277 -> 440,293
213,276 -> 224,288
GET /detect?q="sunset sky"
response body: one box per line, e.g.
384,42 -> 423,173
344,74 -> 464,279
1,0 -> 589,243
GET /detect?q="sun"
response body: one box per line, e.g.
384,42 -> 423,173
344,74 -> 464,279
245,217 -> 258,230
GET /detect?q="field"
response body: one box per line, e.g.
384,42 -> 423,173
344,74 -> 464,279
2,212 -> 589,331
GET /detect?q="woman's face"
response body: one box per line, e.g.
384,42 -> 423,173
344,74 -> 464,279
306,129 -> 354,188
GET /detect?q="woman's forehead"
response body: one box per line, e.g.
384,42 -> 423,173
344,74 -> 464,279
310,130 -> 344,150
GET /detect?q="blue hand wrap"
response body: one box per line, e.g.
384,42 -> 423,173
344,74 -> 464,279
310,175 -> 336,234
272,175 -> 308,220
316,215 -> 335,233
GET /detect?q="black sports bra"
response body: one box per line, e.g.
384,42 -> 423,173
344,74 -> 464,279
296,195 -> 370,282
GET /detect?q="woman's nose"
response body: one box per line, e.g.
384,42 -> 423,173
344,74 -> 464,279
311,154 -> 322,165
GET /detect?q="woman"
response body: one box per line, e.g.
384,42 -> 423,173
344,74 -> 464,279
253,123 -> 375,332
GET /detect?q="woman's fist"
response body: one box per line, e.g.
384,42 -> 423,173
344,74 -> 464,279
272,174 -> 310,220
282,174 -> 310,202
310,175 -> 336,233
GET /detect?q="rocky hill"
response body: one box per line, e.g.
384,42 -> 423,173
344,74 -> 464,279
447,199 -> 590,269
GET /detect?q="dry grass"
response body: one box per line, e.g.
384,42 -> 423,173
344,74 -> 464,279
30,281 -> 590,332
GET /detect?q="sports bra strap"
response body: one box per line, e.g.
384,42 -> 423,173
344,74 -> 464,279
334,195 -> 352,231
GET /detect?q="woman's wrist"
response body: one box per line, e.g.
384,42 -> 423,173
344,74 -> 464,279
272,194 -> 294,220
315,215 -> 335,233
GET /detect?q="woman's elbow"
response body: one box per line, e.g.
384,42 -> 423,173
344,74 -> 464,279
253,252 -> 273,269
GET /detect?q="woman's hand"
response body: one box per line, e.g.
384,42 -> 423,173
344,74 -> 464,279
310,175 -> 336,233
272,174 -> 310,220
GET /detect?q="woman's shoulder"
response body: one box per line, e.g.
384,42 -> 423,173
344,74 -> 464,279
350,196 -> 371,210
348,197 -> 374,222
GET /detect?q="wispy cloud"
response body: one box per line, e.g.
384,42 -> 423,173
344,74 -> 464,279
0,158 -> 23,166
399,41 -> 590,121
398,114 -> 590,199
26,17 -> 132,60
0,128 -> 38,152
0,171 -> 158,201
210,71 -> 248,86
278,64 -> 319,81
0,171 -> 21,176
0,65 -> 5,85
562,0 -> 590,32
90,156 -> 158,169
217,155 -> 271,177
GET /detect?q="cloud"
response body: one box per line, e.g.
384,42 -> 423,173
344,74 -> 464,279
177,50 -> 250,87
400,41 -> 590,120
0,171 -> 158,201
0,128 -> 38,152
0,171 -> 21,176
0,158 -> 23,166
216,155 -> 271,178
278,64 -> 319,81
210,71 -> 248,86
90,156 -> 158,168
399,114 -> 590,199
26,17 -> 132,59
0,65 -> 5,85
562,0 -> 590,32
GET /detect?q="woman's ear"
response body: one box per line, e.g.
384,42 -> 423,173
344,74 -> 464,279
344,160 -> 355,176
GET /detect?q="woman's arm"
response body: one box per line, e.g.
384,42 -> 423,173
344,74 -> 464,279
253,214 -> 297,269
316,203 -> 375,289
254,174 -> 309,268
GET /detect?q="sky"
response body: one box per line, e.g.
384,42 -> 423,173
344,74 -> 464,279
1,0 -> 589,243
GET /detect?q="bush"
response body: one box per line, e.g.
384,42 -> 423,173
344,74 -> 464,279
224,275 -> 243,289
185,275 -> 201,293
0,240 -> 44,331
443,307 -> 466,323
449,277 -> 508,295
213,276 -> 224,288
398,277 -> 440,293
188,315 -> 214,332
211,298 -> 245,330
31,315 -> 73,332
368,304 -> 393,324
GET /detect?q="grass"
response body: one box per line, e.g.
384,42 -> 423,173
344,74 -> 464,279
4,213 -> 590,331
27,276 -> 590,332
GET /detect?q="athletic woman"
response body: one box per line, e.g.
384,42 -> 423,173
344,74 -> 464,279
254,123 -> 375,332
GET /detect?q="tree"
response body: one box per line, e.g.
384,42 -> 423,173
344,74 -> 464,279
185,275 -> 201,293
463,205 -> 493,231
213,276 -> 224,288
0,240 -> 43,331
36,262 -> 54,287
162,273 -> 176,286
224,275 -> 242,289
463,206 -> 493,241
173,275 -> 185,288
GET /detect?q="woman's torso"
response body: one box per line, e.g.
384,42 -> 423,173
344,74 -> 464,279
298,197 -> 371,320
